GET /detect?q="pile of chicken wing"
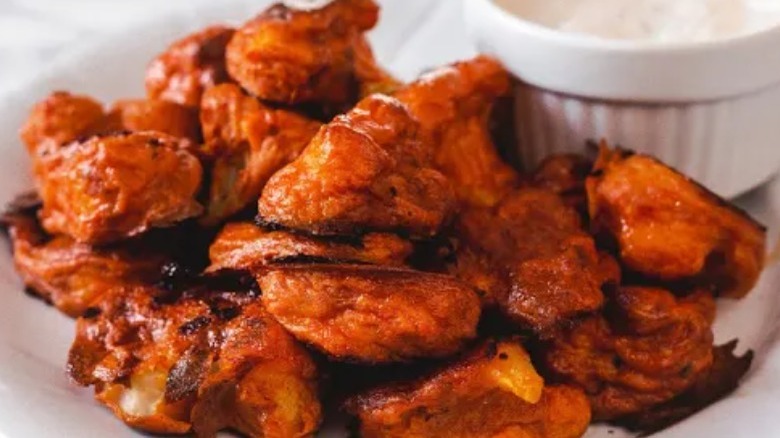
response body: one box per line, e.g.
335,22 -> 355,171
3,1 -> 767,437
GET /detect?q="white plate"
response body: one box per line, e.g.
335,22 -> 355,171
0,1 -> 777,437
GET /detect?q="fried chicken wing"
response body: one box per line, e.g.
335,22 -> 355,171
3,207 -> 168,317
226,0 -> 379,110
68,285 -> 321,437
395,56 -> 520,207
346,340 -> 591,438
106,99 -> 201,143
587,146 -> 766,298
258,265 -> 480,363
145,25 -> 235,107
452,188 -> 605,334
20,91 -> 111,155
37,132 -> 203,244
257,94 -> 454,238
199,84 -> 321,224
541,286 -> 715,420
208,222 -> 412,272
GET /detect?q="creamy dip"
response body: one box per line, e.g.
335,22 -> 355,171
495,0 -> 780,42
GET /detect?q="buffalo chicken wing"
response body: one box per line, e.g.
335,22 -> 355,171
257,94 -> 454,238
199,84 -> 321,224
37,132 -> 203,244
258,265 -> 480,363
541,286 -> 715,420
587,146 -> 766,298
145,25 -> 235,107
452,188 -> 605,334
395,56 -> 520,207
346,340 -> 591,438
68,285 -> 321,437
208,222 -> 412,272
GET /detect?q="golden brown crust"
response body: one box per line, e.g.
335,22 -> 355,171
346,340 -> 591,438
258,264 -> 480,363
395,56 -> 519,207
20,91 -> 112,156
257,94 -> 455,238
145,25 -> 235,107
37,132 -> 203,244
199,84 -> 321,224
4,210 -> 168,317
541,286 -> 715,420
68,286 -> 321,437
452,188 -> 605,334
587,146 -> 766,298
106,99 -> 201,143
226,0 -> 378,109
208,222 -> 412,272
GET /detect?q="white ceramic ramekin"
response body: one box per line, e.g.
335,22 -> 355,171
464,0 -> 780,198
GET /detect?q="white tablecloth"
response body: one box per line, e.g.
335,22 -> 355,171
0,0 -> 217,96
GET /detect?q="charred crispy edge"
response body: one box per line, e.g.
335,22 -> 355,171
157,263 -> 260,303
257,263 -> 468,283
590,145 -> 767,233
255,214 -> 431,242
616,339 -> 754,436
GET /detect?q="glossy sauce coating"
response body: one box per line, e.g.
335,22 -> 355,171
145,25 -> 235,107
37,132 -> 203,244
258,94 -> 455,238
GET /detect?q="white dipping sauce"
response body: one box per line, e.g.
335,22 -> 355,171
495,0 -> 780,42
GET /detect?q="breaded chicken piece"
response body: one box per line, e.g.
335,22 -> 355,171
145,25 -> 235,107
37,132 -> 203,244
346,340 -> 591,438
258,265 -> 480,363
21,92 -> 203,164
257,94 -> 454,238
106,99 -> 201,143
20,91 -> 112,155
2,207 -> 168,317
587,146 -> 766,298
199,84 -> 321,224
226,0 -> 379,110
208,222 -> 412,272
541,286 -> 715,420
452,188 -> 604,335
68,285 -> 321,437
395,56 -> 519,207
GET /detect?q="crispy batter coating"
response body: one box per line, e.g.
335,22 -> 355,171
257,94 -> 454,238
20,91 -> 111,155
200,84 -> 321,224
3,208 -> 168,317
618,339 -> 753,434
346,340 -> 591,438
258,265 -> 480,363
452,188 -> 604,334
208,222 -> 412,272
106,99 -> 201,143
37,132 -> 203,244
226,0 -> 379,108
533,154 -> 592,215
68,286 -> 321,437
587,146 -> 766,298
395,56 -> 519,207
541,286 -> 715,420
145,25 -> 235,107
